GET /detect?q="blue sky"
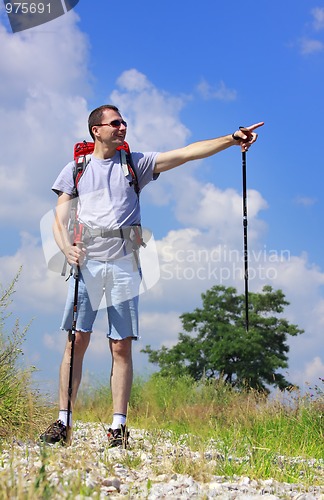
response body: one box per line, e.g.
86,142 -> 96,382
0,0 -> 324,398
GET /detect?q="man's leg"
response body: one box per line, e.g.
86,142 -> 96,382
40,330 -> 91,444
109,337 -> 133,418
59,330 -> 91,411
106,255 -> 139,446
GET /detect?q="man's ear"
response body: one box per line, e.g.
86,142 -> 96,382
91,125 -> 100,139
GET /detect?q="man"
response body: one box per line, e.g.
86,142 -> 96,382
40,104 -> 263,447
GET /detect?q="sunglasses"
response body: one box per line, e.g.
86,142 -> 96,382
95,119 -> 127,129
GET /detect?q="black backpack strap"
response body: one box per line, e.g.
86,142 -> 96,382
127,152 -> 140,197
120,149 -> 140,197
72,154 -> 92,197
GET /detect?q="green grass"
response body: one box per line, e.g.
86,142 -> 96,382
74,374 -> 324,485
1,372 -> 324,496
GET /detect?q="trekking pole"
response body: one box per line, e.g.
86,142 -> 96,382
66,234 -> 83,441
66,262 -> 79,441
240,128 -> 249,333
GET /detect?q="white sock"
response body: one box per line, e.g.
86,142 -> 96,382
111,413 -> 126,429
59,409 -> 72,427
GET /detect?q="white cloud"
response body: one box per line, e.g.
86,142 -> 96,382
44,332 -> 65,352
295,8 -> 324,56
299,37 -> 324,55
0,13 -> 91,229
290,356 -> 324,392
294,196 -> 317,207
0,12 -> 89,103
110,69 -> 191,152
197,79 -> 237,101
173,181 -> 268,245
0,232 -> 67,314
116,69 -> 152,93
139,310 -> 182,349
272,254 -> 324,315
311,7 -> 324,31
305,356 -> 324,382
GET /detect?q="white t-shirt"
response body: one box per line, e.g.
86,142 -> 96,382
52,150 -> 159,260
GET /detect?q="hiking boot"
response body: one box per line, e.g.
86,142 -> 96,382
39,420 -> 68,445
107,424 -> 129,449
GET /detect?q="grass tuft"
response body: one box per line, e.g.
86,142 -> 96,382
0,272 -> 51,440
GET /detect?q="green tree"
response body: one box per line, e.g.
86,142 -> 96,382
142,285 -> 303,392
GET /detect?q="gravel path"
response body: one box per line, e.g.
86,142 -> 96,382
1,421 -> 323,499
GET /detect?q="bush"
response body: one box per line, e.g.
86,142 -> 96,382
0,271 -> 49,439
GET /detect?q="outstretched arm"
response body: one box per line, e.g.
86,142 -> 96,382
154,122 -> 264,174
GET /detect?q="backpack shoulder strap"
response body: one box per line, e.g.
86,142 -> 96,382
72,154 -> 91,197
120,148 -> 140,197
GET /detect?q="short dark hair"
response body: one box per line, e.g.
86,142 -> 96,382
88,104 -> 121,140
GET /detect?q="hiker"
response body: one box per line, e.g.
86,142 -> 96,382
40,104 -> 263,446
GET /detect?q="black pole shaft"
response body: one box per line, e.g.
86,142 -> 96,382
67,264 -> 80,429
242,151 -> 249,332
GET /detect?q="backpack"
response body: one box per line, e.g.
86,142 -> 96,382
61,140 -> 143,276
70,140 -> 141,243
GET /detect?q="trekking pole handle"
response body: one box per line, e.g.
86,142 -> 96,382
239,127 -> 251,153
74,242 -> 84,273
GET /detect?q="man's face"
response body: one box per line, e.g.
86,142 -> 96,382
93,108 -> 127,148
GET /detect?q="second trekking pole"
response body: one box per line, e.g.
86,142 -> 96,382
235,122 -> 264,332
241,145 -> 249,333
240,127 -> 249,332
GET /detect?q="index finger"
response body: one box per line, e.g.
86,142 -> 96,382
245,122 -> 264,132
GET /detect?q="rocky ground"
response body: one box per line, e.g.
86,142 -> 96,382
0,421 -> 323,499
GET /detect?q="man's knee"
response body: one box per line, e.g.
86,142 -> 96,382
65,331 -> 91,356
110,338 -> 132,360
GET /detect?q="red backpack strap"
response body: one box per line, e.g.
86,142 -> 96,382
116,141 -> 130,154
74,141 -> 94,158
72,141 -> 94,197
